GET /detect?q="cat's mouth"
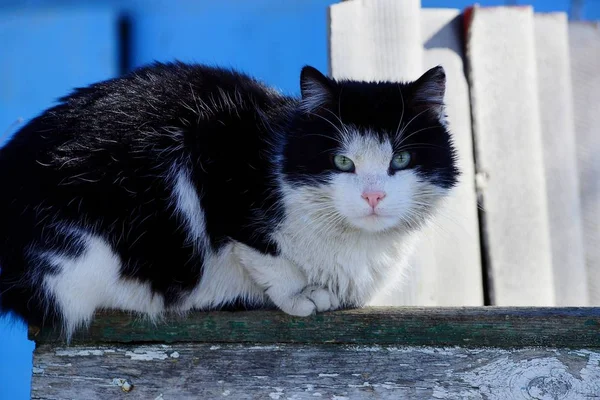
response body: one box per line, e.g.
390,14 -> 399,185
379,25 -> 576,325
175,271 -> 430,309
352,212 -> 399,232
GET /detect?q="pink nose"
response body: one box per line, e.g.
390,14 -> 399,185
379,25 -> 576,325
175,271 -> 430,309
361,191 -> 386,208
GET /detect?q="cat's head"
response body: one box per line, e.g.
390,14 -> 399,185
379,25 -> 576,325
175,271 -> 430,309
279,65 -> 459,234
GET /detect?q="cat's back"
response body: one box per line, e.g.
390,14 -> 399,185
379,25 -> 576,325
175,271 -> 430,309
0,61 -> 287,248
1,62 -> 281,154
0,62 -> 286,193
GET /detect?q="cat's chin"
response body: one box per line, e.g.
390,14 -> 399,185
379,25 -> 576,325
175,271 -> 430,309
349,214 -> 400,233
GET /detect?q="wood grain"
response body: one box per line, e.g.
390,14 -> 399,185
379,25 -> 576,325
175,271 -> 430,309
31,343 -> 600,399
29,307 -> 600,348
466,5 -> 555,305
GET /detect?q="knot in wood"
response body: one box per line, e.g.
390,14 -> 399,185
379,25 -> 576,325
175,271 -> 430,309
526,376 -> 571,399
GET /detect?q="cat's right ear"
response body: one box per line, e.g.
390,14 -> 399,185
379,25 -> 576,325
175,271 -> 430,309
300,66 -> 333,113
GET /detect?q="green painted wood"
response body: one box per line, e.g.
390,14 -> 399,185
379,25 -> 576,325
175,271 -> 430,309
29,307 -> 600,348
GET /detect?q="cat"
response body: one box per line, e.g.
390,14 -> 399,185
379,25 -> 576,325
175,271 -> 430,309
0,61 -> 458,338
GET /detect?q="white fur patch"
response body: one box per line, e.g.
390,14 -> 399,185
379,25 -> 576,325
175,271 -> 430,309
171,168 -> 265,311
172,169 -> 210,253
42,234 -> 164,336
182,243 -> 266,311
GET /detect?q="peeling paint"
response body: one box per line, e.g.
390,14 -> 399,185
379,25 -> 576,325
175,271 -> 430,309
348,382 -> 371,388
248,345 -> 280,350
124,347 -> 169,361
432,384 -> 448,398
55,348 -> 115,357
346,345 -> 382,352
269,387 -> 284,399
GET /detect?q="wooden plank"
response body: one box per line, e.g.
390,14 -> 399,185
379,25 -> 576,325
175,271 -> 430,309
31,342 -> 600,399
416,8 -> 483,306
330,0 -> 425,306
465,5 -> 555,305
329,0 -> 423,82
331,0 -> 424,306
29,307 -> 600,348
534,13 -> 589,306
331,0 -> 473,307
569,22 -> 600,305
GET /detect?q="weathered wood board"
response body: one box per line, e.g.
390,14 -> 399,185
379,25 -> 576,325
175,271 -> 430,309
329,0 -> 425,306
30,308 -> 600,399
417,8 -> 483,306
330,0 -> 483,307
534,13 -> 589,306
31,343 -> 600,400
465,5 -> 555,305
29,307 -> 600,348
329,0 -> 423,81
569,21 -> 600,305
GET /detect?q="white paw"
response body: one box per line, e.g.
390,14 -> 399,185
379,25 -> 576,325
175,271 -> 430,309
274,286 -> 340,317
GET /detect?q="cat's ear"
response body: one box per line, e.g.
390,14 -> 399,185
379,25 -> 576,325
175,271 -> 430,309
300,66 -> 333,112
411,65 -> 446,120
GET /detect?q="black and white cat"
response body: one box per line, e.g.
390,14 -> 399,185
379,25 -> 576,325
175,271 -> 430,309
0,62 -> 458,337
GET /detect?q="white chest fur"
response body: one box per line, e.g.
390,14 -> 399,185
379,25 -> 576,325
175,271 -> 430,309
273,217 -> 417,307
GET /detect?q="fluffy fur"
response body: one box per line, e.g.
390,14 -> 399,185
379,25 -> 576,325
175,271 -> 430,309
0,61 -> 458,337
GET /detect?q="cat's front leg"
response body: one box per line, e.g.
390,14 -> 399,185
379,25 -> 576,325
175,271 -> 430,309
233,243 -> 339,316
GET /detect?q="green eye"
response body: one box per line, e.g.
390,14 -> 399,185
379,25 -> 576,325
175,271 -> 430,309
333,155 -> 355,172
391,151 -> 412,170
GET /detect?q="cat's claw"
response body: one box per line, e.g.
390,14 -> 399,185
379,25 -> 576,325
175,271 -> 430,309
277,286 -> 339,317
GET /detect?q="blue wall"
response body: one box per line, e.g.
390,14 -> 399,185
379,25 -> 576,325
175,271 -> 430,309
0,0 -> 598,398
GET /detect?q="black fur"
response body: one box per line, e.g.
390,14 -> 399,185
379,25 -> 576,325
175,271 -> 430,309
0,61 -> 457,328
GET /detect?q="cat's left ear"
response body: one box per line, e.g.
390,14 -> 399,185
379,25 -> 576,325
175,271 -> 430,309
300,66 -> 334,112
411,65 -> 446,120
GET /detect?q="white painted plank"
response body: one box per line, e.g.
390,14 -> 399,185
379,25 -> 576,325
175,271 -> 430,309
32,343 -> 600,399
534,13 -> 588,305
465,6 -> 555,305
329,0 -> 423,81
330,1 -> 483,306
329,0 -> 425,306
417,8 -> 483,305
569,22 -> 600,305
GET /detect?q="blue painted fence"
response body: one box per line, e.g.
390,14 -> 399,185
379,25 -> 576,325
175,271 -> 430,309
0,0 -> 598,398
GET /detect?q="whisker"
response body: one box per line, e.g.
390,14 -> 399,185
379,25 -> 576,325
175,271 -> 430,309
395,126 -> 441,148
395,85 -> 406,138
397,108 -> 434,141
306,111 -> 345,138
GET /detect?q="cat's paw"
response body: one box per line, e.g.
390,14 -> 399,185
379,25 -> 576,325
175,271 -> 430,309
275,286 -> 339,317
